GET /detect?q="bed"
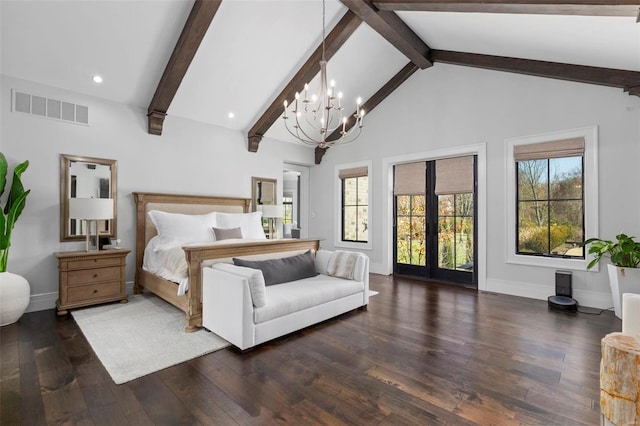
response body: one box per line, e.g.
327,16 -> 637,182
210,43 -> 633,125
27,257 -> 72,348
133,192 -> 320,332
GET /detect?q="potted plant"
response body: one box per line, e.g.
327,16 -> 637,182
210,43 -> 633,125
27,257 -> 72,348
584,233 -> 640,319
0,153 -> 31,326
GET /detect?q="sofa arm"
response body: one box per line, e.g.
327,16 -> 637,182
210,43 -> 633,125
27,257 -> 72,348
202,267 -> 256,350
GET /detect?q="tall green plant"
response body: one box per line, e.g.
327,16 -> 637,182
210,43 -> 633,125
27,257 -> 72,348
0,153 -> 30,272
583,234 -> 640,270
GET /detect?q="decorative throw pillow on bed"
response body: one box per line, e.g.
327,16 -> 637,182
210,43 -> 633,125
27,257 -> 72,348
212,226 -> 243,241
216,211 -> 266,240
148,210 -> 217,245
233,250 -> 318,286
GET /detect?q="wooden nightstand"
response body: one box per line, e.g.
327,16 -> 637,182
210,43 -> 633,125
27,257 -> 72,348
55,249 -> 131,315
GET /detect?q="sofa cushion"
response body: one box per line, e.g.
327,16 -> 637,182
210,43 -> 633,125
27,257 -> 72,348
315,249 -> 367,282
233,250 -> 318,286
253,275 -> 364,324
327,250 -> 360,279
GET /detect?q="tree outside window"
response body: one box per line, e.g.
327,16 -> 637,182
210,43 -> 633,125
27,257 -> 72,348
517,156 -> 584,257
396,195 -> 426,265
438,193 -> 474,270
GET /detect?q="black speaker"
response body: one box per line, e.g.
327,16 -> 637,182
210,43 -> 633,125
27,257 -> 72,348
555,270 -> 572,298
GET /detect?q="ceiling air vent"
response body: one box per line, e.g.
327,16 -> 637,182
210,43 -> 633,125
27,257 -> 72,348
11,89 -> 89,125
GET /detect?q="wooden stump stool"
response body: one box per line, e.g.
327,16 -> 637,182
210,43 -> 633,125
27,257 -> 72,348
601,332 -> 640,425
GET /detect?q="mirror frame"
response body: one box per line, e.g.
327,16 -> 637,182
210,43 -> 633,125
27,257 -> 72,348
251,176 -> 277,211
60,154 -> 117,242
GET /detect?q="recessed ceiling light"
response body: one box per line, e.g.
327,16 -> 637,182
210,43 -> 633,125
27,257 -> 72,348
227,112 -> 235,119
92,75 -> 103,84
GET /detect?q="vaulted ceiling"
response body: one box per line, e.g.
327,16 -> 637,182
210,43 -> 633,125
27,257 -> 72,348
2,1 -> 639,163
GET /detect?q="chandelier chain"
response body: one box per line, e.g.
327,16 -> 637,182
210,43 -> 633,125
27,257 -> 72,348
322,0 -> 326,61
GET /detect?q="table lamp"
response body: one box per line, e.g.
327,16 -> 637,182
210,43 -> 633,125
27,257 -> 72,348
258,204 -> 283,239
68,197 -> 114,251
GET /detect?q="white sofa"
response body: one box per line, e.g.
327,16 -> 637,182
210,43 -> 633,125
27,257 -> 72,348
202,250 -> 369,350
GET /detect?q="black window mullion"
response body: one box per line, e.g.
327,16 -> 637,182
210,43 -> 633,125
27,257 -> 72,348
547,158 -> 552,254
453,194 -> 457,269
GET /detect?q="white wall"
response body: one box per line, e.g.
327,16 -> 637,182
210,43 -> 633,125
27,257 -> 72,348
309,63 -> 640,309
1,75 -> 314,312
4,63 -> 640,312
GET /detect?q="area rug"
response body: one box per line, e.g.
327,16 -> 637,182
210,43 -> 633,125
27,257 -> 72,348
72,293 -> 229,384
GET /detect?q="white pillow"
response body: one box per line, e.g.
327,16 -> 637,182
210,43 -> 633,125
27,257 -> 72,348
148,210 -> 217,245
216,211 -> 266,240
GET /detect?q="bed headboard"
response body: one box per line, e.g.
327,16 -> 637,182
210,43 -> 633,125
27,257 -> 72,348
133,192 -> 251,271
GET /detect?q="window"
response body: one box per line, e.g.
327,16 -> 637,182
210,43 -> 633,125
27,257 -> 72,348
506,127 -> 598,270
435,156 -> 475,271
342,176 -> 368,242
438,193 -> 474,270
336,163 -> 371,247
283,195 -> 293,224
394,162 -> 426,266
517,156 -> 583,258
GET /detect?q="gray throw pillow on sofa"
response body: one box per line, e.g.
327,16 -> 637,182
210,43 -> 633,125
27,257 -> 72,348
233,250 -> 318,286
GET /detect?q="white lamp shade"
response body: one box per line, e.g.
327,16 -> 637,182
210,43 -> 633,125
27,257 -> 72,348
258,204 -> 283,218
69,198 -> 114,220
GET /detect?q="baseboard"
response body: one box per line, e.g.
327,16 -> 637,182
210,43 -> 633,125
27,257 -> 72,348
25,281 -> 137,313
369,262 -> 389,275
26,277 -> 611,312
25,292 -> 58,313
485,278 -> 613,309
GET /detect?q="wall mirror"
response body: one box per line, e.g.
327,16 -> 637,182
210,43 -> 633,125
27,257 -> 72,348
251,176 -> 277,211
60,154 -> 117,242
252,177 -> 278,237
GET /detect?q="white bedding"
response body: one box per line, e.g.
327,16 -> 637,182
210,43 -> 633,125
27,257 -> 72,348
143,236 -> 245,296
142,236 -> 294,296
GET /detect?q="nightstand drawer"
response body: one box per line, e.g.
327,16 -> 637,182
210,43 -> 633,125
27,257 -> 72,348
67,281 -> 122,303
67,266 -> 120,286
67,256 -> 122,270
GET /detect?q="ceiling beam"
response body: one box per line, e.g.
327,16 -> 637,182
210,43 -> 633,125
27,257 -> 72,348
374,0 -> 640,16
316,62 -> 420,164
431,50 -> 640,96
146,0 -> 221,135
246,11 -> 362,152
340,0 -> 433,69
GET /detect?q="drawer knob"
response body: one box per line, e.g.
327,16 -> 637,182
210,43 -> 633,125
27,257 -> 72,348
93,274 -> 98,278
93,289 -> 98,294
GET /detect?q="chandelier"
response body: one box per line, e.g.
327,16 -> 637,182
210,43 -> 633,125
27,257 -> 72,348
282,0 -> 365,148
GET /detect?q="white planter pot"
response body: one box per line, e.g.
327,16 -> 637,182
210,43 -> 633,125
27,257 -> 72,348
0,272 -> 30,326
607,264 -> 640,319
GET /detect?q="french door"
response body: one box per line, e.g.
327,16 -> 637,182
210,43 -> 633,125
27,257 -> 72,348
393,156 -> 477,286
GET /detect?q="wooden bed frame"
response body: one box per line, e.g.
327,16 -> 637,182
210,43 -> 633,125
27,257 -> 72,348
133,192 -> 320,332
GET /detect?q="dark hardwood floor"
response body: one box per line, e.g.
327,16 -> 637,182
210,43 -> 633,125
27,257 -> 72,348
1,275 -> 619,425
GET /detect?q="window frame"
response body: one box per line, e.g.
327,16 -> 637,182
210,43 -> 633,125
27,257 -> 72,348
335,161 -> 372,250
505,126 -> 598,271
341,176 -> 368,243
